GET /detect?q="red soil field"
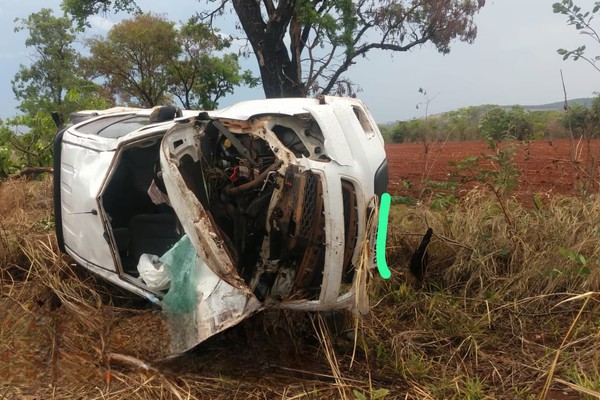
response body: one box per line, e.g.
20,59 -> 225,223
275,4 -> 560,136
385,139 -> 600,203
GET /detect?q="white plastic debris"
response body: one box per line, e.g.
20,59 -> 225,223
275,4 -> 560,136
137,253 -> 170,290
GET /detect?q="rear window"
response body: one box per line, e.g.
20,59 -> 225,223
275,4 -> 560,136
352,106 -> 375,136
76,115 -> 150,138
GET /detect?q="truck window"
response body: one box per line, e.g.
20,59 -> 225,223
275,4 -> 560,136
76,115 -> 150,138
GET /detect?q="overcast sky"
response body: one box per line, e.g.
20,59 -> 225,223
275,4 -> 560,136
0,0 -> 598,123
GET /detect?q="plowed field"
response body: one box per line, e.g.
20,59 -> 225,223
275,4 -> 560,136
385,139 -> 600,202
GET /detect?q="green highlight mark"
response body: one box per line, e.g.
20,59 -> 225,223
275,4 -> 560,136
376,193 -> 392,279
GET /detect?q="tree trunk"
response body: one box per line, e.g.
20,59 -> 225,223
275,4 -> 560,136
232,0 -> 306,98
260,43 -> 306,98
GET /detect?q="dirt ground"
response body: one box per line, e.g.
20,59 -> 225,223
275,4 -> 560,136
386,139 -> 600,203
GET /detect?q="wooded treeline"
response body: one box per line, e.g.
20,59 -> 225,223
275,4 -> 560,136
380,98 -> 600,143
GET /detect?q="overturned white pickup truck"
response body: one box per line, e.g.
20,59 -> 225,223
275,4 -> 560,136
54,96 -> 388,353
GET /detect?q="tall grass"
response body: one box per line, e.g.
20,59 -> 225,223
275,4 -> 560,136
367,188 -> 600,399
1,176 -> 599,399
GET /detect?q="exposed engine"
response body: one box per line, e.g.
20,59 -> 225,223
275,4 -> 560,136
172,115 -> 328,301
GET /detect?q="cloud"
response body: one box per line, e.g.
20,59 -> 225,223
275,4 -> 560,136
88,15 -> 115,32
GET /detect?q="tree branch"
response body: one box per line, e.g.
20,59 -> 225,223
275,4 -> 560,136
321,32 -> 433,95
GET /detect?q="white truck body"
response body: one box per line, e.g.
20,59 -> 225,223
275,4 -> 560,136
54,96 -> 388,353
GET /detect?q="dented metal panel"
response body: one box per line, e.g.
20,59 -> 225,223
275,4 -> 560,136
56,99 -> 388,354
159,121 -> 252,293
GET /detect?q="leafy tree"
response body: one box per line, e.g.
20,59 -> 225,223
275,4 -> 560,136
526,110 -> 560,140
444,106 -> 485,140
391,120 -> 416,143
184,54 -> 259,109
62,0 -> 139,25
0,122 -> 18,178
8,9 -> 108,171
1,89 -> 110,172
386,105 -> 569,144
553,0 -> 600,72
85,13 -> 180,107
562,97 -> 600,138
506,106 -> 533,141
479,106 -> 533,141
480,107 -> 510,140
85,13 -> 257,109
1,114 -> 58,170
12,9 -> 99,118
167,18 -> 259,109
62,0 -> 487,98
390,118 -> 437,143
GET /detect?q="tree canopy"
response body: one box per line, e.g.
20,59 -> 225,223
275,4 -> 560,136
381,103 -> 583,144
6,8 -> 108,173
62,0 -> 140,25
562,97 -> 600,138
166,17 -> 259,109
85,13 -> 181,107
12,8 -> 99,117
62,0 -> 487,98
84,13 -> 257,109
3,8 -> 254,175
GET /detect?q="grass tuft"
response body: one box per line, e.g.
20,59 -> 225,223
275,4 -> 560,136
2,177 -> 600,399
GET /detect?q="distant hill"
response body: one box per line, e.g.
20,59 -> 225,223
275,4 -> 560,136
505,97 -> 594,112
380,97 -> 596,126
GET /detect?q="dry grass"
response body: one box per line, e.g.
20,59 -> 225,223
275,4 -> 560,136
370,187 -> 600,399
1,176 -> 600,399
0,177 -> 381,399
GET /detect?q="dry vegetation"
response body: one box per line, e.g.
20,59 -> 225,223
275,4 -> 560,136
1,176 -> 600,399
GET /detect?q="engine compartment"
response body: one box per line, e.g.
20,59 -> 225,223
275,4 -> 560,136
162,114 -> 331,301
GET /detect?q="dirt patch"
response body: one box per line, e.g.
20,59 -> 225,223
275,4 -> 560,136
386,139 -> 600,202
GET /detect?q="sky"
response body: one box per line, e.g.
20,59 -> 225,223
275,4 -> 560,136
0,0 -> 598,124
